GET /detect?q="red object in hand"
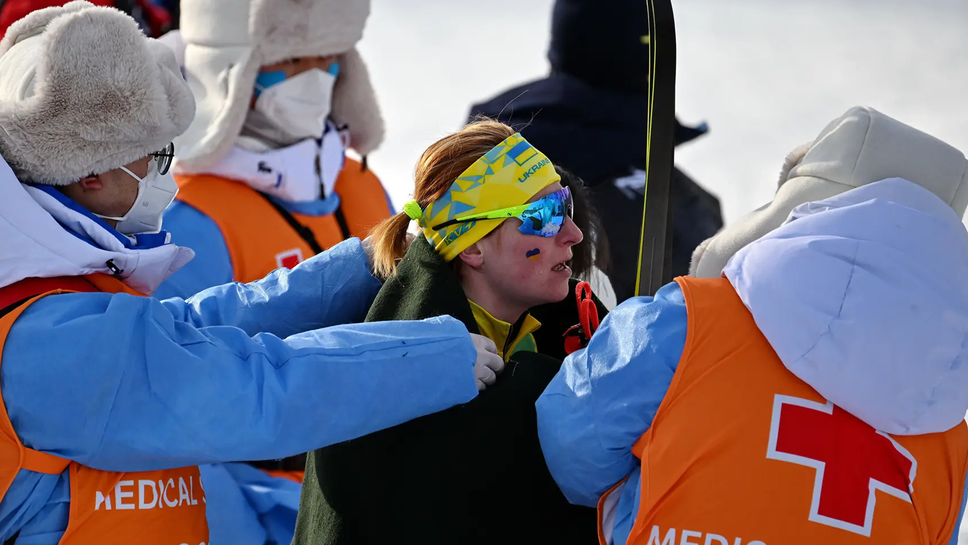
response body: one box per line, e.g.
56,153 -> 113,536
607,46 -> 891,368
563,281 -> 600,355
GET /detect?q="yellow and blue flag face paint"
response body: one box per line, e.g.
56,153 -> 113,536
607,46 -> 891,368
414,133 -> 560,262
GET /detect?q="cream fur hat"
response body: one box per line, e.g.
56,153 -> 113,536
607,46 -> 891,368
0,1 -> 195,186
174,0 -> 384,173
690,106 -> 968,278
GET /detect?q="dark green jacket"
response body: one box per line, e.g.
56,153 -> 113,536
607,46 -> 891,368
292,237 -> 602,545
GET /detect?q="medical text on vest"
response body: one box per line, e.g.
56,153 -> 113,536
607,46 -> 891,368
95,476 -> 205,510
646,526 -> 766,545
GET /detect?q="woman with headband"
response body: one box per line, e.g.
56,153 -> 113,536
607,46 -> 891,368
292,120 -> 602,545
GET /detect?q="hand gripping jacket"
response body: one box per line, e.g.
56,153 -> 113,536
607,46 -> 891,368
0,274 -> 208,545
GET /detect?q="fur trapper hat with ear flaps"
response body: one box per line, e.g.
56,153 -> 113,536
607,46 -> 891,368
173,0 -> 384,174
0,1 -> 195,186
689,106 -> 968,278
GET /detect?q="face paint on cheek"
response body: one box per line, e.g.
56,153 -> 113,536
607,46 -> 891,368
526,248 -> 541,261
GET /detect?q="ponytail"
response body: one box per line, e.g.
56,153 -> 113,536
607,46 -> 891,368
368,118 -> 518,280
368,211 -> 413,281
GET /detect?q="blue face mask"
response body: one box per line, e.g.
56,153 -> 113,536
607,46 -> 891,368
253,62 -> 340,98
254,71 -> 287,98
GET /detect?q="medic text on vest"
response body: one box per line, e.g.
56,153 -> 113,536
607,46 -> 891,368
94,476 -> 205,510
646,526 -> 766,545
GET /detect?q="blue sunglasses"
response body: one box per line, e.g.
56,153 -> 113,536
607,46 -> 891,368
432,187 -> 574,237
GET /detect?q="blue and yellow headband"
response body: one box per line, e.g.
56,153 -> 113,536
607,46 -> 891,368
403,133 -> 560,262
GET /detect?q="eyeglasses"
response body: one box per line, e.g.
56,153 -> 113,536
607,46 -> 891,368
432,187 -> 574,237
149,142 -> 175,175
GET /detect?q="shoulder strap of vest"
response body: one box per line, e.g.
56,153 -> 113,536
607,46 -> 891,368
334,157 -> 390,236
0,277 -> 98,318
333,206 -> 352,240
255,192 -> 351,254
0,293 -> 76,481
21,448 -> 71,474
255,192 -> 325,254
674,275 -> 755,345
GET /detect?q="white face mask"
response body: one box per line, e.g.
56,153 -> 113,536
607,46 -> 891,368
254,68 -> 336,143
96,161 -> 179,235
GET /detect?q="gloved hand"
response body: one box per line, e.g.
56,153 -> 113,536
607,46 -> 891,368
471,333 -> 504,391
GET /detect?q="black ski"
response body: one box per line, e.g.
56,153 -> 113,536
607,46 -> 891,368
634,0 -> 677,297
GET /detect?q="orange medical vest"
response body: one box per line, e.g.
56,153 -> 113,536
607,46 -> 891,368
0,275 -> 209,544
601,276 -> 968,545
175,158 -> 392,283
261,469 -> 304,484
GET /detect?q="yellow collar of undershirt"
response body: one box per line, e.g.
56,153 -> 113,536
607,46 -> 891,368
468,300 -> 541,361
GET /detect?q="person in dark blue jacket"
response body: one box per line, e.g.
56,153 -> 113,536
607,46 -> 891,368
469,0 -> 723,302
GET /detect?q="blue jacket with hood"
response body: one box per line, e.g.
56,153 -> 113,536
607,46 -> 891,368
0,156 -> 478,544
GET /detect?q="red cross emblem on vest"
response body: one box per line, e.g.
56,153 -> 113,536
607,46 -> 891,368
766,394 -> 917,537
275,248 -> 304,269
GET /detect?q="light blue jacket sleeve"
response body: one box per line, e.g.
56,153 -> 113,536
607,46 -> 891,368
199,464 -> 267,545
154,200 -> 234,300
535,281 -> 687,507
2,290 -> 478,472
160,238 -> 381,338
200,462 -> 303,545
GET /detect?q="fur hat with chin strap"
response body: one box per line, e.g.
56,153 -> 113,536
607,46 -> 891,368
173,0 -> 384,174
0,1 -> 195,186
690,106 -> 968,278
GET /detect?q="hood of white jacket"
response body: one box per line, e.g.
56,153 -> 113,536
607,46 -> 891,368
692,106 -> 968,278
0,154 -> 193,295
170,0 -> 383,174
725,178 -> 968,435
